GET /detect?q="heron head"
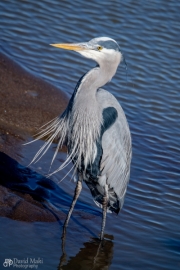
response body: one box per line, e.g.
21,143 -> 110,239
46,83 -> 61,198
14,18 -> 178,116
51,37 -> 123,70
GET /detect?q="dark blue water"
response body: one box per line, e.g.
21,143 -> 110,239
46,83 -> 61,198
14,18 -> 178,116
0,1 -> 180,269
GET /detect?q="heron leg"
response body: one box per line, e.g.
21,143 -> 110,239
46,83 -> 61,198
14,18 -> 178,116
62,174 -> 82,243
100,184 -> 108,240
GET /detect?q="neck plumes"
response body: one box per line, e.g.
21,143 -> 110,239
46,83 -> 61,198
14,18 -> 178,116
65,60 -> 119,173
65,67 -> 105,173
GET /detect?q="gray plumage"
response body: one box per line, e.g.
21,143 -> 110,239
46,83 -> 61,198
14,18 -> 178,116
31,37 -> 132,239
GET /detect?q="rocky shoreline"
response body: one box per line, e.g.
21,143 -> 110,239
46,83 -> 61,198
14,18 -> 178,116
0,52 -> 69,222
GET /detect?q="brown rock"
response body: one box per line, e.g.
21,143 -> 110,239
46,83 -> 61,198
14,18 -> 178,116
0,185 -> 65,222
0,52 -> 69,222
0,52 -> 68,135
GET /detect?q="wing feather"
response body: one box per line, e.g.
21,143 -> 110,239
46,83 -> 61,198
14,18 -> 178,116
97,89 -> 132,210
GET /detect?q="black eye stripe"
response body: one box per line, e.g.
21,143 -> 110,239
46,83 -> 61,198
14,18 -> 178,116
98,40 -> 119,51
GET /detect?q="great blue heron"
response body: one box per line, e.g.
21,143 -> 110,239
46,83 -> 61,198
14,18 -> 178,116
32,37 -> 132,240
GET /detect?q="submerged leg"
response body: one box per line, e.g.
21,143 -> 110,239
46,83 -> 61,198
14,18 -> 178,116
62,174 -> 83,248
100,184 -> 108,241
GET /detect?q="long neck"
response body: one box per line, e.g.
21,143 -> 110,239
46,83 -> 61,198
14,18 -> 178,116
74,63 -> 116,99
65,64 -> 117,169
66,67 -> 106,169
66,60 -> 118,117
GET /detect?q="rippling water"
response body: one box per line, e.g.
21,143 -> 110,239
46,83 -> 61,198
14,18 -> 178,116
0,1 -> 180,269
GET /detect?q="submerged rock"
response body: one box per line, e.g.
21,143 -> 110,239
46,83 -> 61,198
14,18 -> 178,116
0,152 -> 65,222
0,152 -> 98,222
0,185 -> 64,222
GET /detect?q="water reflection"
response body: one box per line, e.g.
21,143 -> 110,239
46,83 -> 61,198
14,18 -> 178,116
59,235 -> 114,270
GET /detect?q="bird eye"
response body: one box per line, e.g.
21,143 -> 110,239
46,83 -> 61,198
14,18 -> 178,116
97,45 -> 103,51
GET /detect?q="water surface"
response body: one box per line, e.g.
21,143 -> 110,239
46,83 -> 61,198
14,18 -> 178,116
0,1 -> 180,269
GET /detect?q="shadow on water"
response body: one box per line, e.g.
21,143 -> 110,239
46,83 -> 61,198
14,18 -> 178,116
58,235 -> 114,270
0,151 -> 99,222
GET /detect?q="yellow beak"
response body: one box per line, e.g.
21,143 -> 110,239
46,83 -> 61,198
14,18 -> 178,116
50,43 -> 86,51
